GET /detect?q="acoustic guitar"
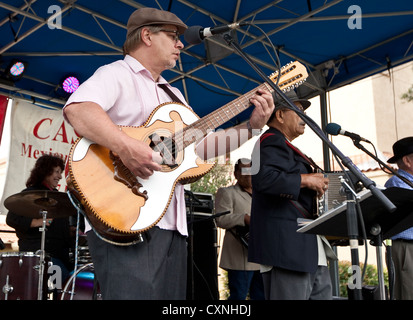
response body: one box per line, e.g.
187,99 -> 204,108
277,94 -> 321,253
66,61 -> 308,245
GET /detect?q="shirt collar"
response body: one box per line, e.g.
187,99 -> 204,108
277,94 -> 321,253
124,54 -> 168,84
399,169 -> 413,180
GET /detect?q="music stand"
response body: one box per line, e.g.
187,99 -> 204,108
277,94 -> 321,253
298,187 -> 413,299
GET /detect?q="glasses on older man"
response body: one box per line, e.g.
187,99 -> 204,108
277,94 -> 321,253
159,29 -> 181,43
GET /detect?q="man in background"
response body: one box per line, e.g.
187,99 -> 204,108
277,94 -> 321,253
385,136 -> 413,300
215,158 -> 264,300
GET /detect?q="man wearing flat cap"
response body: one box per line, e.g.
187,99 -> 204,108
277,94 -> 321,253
385,136 -> 413,300
63,7 -> 274,299
248,90 -> 336,300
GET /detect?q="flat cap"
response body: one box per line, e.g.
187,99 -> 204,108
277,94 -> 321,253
126,7 -> 187,37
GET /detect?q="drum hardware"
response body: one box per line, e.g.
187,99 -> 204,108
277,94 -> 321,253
66,191 -> 95,300
37,209 -> 48,300
3,190 -> 100,300
0,252 -> 50,300
4,190 -> 77,219
2,275 -> 13,300
4,190 -> 77,300
70,202 -> 80,300
60,262 -> 101,300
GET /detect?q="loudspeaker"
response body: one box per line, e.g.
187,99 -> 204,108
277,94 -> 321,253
186,192 -> 219,300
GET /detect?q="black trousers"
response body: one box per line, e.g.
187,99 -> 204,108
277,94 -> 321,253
87,227 -> 187,300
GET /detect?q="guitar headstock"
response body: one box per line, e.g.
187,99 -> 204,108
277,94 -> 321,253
269,61 -> 308,92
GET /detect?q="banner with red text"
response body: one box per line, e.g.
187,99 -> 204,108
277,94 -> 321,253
0,99 -> 78,214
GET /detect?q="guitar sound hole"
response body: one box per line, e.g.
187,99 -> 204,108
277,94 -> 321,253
149,133 -> 178,170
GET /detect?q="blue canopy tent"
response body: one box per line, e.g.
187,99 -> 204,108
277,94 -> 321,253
0,0 -> 412,124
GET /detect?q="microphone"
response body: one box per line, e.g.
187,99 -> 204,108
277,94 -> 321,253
184,22 -> 247,44
325,123 -> 371,143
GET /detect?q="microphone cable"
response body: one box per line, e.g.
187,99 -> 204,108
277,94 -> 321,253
238,21 -> 282,88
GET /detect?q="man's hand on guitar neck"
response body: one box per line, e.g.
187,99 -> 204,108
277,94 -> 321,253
248,88 -> 275,130
196,88 -> 274,160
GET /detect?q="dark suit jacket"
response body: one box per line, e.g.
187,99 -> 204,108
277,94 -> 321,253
248,127 -> 318,273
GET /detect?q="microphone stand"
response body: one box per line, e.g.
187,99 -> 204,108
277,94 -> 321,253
221,33 -> 397,300
352,139 -> 413,189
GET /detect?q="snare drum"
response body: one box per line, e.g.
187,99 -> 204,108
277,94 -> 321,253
0,252 -> 49,300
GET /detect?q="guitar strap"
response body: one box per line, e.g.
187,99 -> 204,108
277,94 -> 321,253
284,139 -> 322,172
289,199 -> 313,219
158,83 -> 186,105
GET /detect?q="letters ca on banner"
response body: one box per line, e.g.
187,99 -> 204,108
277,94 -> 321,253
0,100 -> 79,214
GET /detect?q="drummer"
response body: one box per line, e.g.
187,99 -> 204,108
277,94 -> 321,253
6,155 -> 75,282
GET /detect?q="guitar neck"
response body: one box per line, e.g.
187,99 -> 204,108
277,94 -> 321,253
177,82 -> 272,148
198,82 -> 272,132
173,61 -> 308,148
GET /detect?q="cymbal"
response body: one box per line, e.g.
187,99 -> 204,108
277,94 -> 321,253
4,190 -> 77,219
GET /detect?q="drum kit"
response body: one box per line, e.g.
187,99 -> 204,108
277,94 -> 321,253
1,190 -> 100,300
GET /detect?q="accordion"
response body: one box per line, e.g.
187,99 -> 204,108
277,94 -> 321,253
317,171 -> 363,216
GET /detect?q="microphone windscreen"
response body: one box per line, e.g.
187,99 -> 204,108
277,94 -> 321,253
184,26 -> 203,44
325,123 -> 341,135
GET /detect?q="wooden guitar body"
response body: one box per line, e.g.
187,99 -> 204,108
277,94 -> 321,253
67,102 -> 215,244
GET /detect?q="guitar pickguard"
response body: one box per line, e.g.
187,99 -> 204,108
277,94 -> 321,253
130,103 -> 201,230
131,139 -> 199,231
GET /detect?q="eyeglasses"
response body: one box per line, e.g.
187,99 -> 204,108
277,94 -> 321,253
158,29 -> 181,43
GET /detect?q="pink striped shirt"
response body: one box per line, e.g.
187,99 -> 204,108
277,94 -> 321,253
64,55 -> 189,236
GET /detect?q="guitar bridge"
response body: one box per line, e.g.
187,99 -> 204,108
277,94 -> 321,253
109,151 -> 148,200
